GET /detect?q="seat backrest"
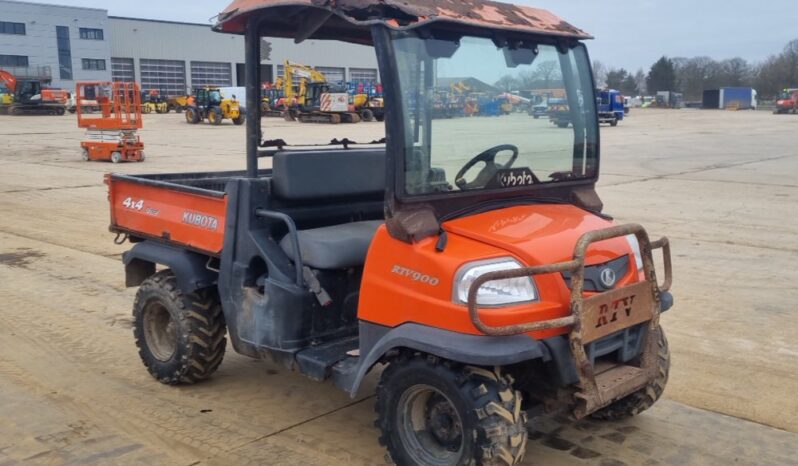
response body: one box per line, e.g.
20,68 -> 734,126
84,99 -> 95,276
272,148 -> 386,201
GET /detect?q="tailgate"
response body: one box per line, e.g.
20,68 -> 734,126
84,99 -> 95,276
106,174 -> 227,255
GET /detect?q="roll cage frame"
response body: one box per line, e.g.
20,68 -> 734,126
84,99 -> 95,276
241,14 -> 602,240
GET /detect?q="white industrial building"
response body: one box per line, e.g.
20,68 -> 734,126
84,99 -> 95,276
0,1 -> 111,88
1,0 -> 379,95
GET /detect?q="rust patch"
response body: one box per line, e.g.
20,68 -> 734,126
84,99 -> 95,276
0,249 -> 45,269
217,0 -> 592,39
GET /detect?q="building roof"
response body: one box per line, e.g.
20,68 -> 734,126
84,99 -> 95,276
214,0 -> 591,41
1,0 -> 106,13
109,16 -> 214,29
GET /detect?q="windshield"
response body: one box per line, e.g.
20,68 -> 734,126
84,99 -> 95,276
393,34 -> 598,196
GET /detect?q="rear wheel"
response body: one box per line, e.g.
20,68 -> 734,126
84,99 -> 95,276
377,355 -> 528,466
591,327 -> 669,421
133,270 -> 227,384
359,108 -> 375,122
610,118 -> 619,127
81,148 -> 89,161
208,107 -> 223,125
185,107 -> 200,124
110,151 -> 122,164
143,105 -> 152,114
56,106 -> 65,115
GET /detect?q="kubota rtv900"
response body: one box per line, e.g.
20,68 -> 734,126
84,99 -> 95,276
107,1 -> 674,464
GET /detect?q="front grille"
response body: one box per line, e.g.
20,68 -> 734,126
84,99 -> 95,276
561,255 -> 630,292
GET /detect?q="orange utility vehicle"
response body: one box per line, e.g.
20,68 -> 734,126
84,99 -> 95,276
78,82 -> 144,163
107,1 -> 674,464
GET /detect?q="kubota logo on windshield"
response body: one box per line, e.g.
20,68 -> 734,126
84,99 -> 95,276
182,211 -> 219,231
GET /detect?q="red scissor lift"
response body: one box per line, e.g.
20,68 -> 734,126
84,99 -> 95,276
77,81 -> 145,163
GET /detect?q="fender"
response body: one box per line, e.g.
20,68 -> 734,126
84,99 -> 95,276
123,241 -> 217,292
335,322 -> 550,397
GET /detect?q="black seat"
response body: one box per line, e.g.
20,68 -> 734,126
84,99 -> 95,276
271,149 -> 386,269
279,220 -> 383,269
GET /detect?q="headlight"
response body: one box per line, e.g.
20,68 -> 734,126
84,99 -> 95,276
625,234 -> 644,271
454,258 -> 538,307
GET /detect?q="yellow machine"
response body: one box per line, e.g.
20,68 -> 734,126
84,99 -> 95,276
168,95 -> 191,113
352,93 -> 385,121
280,60 -> 327,106
185,87 -> 244,126
279,60 -> 360,124
141,90 -> 170,114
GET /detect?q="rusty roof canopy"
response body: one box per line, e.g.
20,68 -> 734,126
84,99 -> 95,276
214,0 -> 592,44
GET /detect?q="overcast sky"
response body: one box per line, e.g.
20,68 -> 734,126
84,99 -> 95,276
22,0 -> 798,71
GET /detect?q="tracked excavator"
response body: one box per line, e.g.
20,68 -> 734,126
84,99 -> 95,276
280,61 -> 361,124
0,69 -> 67,115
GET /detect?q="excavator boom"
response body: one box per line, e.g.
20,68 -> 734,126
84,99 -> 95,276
0,69 -> 18,92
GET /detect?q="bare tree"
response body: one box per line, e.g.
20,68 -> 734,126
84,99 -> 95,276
592,60 -> 607,87
719,58 -> 752,87
535,60 -> 561,89
495,74 -> 520,92
634,69 -> 647,95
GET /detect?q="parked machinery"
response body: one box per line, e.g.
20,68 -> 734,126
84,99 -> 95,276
774,88 -> 798,114
142,89 -> 170,114
184,87 -> 245,125
280,61 -> 361,124
349,81 -> 385,122
110,1 -> 675,463
0,68 -> 67,115
76,81 -> 144,163
597,89 -> 625,126
168,94 -> 192,113
261,82 -> 288,117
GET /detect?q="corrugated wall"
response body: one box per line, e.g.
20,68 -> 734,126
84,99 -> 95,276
109,17 -> 379,90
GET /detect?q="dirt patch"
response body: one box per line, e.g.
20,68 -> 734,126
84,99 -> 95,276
0,249 -> 45,268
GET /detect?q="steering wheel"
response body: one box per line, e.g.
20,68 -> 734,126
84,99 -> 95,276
454,144 -> 519,190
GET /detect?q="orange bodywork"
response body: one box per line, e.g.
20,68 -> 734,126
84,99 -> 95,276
358,204 -> 639,340
78,82 -> 144,162
82,139 -> 144,163
77,82 -> 142,131
107,175 -> 227,255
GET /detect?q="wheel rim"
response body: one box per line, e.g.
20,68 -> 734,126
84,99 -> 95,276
142,300 -> 177,362
397,385 -> 464,466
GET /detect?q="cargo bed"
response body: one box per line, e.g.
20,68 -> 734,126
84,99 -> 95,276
106,170 -> 270,255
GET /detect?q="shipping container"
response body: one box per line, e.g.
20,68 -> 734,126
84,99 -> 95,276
719,87 -> 757,110
702,90 -> 720,109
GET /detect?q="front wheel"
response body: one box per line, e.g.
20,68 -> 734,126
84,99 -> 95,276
208,107 -> 223,126
233,114 -> 246,125
110,151 -> 122,164
133,270 -> 227,384
376,355 -> 528,466
591,326 -> 670,421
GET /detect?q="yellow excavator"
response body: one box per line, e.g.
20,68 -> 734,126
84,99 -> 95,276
280,60 -> 360,124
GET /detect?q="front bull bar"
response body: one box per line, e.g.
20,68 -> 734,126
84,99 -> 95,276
466,223 -> 672,418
